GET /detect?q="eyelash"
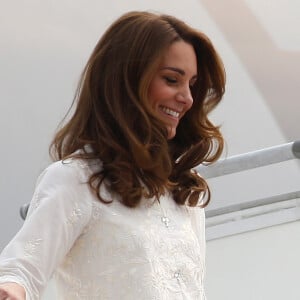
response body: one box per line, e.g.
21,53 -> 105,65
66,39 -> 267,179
164,76 -> 177,84
163,76 -> 196,88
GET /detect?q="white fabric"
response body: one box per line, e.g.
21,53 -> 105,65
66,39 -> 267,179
0,158 -> 207,300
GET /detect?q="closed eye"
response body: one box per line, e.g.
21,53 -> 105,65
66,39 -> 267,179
164,76 -> 177,84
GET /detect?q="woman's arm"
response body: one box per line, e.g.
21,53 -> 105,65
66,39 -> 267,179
0,160 -> 93,299
0,283 -> 25,300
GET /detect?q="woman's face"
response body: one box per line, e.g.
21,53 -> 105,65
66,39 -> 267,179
148,40 -> 197,139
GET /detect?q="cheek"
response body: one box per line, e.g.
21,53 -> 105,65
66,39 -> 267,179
148,81 -> 172,108
147,83 -> 159,108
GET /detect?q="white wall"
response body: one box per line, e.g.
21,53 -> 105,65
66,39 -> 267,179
206,221 -> 300,300
1,1 -> 299,299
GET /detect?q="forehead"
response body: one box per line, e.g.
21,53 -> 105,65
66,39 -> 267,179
160,41 -> 197,76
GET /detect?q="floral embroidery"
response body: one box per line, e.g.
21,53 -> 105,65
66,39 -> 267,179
53,198 -> 205,299
30,190 -> 42,211
67,203 -> 83,226
24,238 -> 43,257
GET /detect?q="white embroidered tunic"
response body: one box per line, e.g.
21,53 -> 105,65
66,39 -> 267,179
0,159 -> 207,300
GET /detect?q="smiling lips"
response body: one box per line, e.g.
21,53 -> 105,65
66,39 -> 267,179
160,105 -> 180,118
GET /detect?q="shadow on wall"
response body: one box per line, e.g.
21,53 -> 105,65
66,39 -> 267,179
200,0 -> 300,141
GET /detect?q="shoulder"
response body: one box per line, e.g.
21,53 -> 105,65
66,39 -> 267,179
27,158 -> 100,219
38,157 -> 101,188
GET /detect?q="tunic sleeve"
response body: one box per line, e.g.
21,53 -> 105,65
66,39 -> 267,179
0,160 -> 93,300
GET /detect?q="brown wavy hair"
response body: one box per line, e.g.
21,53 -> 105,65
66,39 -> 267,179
50,11 -> 225,208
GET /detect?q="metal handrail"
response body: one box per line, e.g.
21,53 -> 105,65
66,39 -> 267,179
20,140 -> 300,220
206,190 -> 300,218
20,203 -> 29,220
197,140 -> 300,179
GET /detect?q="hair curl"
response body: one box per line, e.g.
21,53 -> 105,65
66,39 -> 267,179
50,11 -> 225,208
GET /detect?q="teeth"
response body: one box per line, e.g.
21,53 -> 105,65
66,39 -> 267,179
161,107 -> 179,118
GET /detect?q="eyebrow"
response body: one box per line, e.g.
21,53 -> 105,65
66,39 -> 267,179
161,67 -> 197,80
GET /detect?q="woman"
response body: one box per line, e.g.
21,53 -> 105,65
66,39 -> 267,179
0,11 -> 225,299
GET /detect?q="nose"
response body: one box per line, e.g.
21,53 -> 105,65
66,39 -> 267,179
175,85 -> 193,108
